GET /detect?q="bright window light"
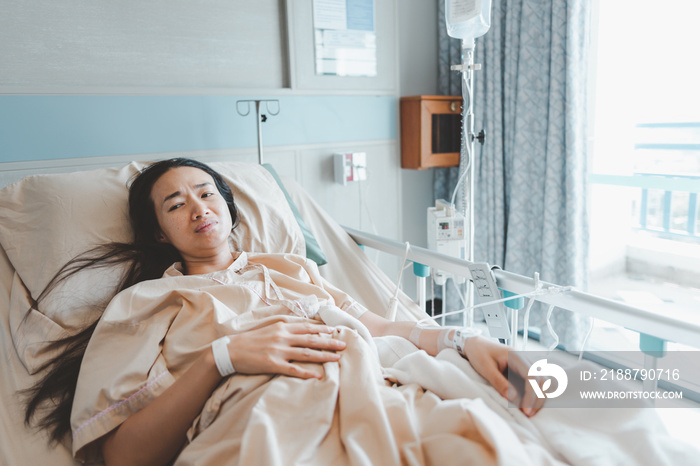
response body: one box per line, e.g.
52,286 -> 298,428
588,0 -> 700,351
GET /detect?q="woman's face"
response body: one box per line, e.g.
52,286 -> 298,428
150,166 -> 233,264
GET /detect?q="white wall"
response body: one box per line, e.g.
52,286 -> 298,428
396,0 -> 439,298
0,0 -> 287,92
398,0 -> 438,251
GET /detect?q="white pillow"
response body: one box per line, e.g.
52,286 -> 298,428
0,160 -> 305,331
213,162 -> 306,259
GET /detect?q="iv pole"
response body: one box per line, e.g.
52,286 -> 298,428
451,39 -> 485,327
235,99 -> 280,165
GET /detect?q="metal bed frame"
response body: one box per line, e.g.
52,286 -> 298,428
344,226 -> 700,401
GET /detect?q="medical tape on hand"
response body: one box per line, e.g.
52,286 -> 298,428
436,328 -> 452,353
408,325 -> 423,347
409,324 -> 443,348
211,336 -> 236,377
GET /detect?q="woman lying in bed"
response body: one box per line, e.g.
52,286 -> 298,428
24,158 -> 544,465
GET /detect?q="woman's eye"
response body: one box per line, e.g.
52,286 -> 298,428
168,203 -> 184,212
202,192 -> 214,198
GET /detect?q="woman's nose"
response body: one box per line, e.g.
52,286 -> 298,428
191,200 -> 210,219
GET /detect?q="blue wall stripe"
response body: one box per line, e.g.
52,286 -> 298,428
0,95 -> 396,162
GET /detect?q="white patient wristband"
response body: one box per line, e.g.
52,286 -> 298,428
410,325 -> 480,358
211,336 -> 236,377
436,327 -> 481,357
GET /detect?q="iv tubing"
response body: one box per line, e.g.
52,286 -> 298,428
450,57 -> 473,210
388,242 -> 411,320
545,304 -> 559,351
417,284 -> 573,325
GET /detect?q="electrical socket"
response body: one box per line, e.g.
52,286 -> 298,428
334,152 -> 367,185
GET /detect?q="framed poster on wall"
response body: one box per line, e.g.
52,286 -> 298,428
286,0 -> 396,93
313,0 -> 376,77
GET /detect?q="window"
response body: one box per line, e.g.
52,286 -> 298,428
588,0 -> 700,352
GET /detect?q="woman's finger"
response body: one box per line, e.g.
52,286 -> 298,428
287,346 -> 342,364
278,361 -> 326,380
483,366 -> 512,399
286,322 -> 335,335
520,375 -> 546,416
503,354 -> 548,417
275,322 -> 346,351
289,333 -> 346,351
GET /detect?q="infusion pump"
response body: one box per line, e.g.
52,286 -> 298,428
427,200 -> 467,285
427,200 -> 512,340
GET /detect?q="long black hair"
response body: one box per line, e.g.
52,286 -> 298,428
22,158 -> 238,444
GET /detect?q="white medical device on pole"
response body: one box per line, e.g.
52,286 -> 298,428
427,199 -> 467,286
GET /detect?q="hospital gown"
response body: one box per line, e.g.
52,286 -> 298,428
70,252 -> 567,465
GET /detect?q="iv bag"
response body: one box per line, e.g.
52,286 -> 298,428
445,0 -> 491,42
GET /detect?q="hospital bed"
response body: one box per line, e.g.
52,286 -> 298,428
0,159 -> 698,465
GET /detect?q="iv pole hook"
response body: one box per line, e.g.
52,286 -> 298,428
236,99 -> 280,165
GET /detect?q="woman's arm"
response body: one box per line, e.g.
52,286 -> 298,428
358,312 -> 543,416
358,312 -> 444,355
101,322 -> 345,466
101,348 -> 221,466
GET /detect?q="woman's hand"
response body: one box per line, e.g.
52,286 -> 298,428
462,336 -> 545,417
358,313 -> 545,416
101,322 -> 344,465
227,322 -> 346,379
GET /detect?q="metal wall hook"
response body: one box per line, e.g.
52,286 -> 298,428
235,100 -> 252,117
235,99 -> 281,164
264,99 -> 280,116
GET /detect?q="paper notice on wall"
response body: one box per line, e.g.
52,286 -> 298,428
313,0 -> 347,30
313,0 -> 376,77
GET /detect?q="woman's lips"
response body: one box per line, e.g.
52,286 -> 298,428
195,219 -> 217,233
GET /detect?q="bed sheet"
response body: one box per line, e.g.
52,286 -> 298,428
0,246 -> 78,465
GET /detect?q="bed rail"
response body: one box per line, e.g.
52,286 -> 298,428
342,226 -> 700,350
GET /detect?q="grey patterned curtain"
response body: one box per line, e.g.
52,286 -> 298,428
436,0 -> 591,350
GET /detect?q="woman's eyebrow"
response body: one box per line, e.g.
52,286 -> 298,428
163,191 -> 182,204
162,183 -> 214,204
